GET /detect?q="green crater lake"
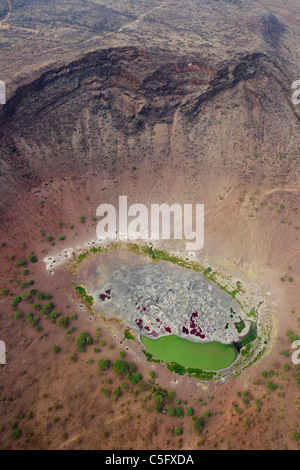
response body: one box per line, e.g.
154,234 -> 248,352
141,335 -> 237,371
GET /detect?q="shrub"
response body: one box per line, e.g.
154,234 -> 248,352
49,311 -> 60,321
98,359 -> 110,371
75,331 -> 92,350
36,292 -> 45,300
14,259 -> 27,267
56,316 -> 68,328
153,391 -> 164,404
124,330 -> 135,340
281,350 -> 289,357
11,296 -> 22,307
193,418 -> 204,435
21,291 -> 30,300
53,345 -> 60,354
42,301 -> 55,314
166,405 -> 175,416
25,312 -> 38,326
130,373 -> 142,385
113,387 -> 122,401
26,254 -> 38,263
14,310 -> 23,319
267,380 -> 278,391
175,407 -> 183,418
233,406 -> 242,414
186,407 -> 194,416
113,359 -> 128,375
174,426 -> 182,436
12,428 -> 21,439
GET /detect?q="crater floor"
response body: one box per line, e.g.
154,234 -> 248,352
90,253 -> 250,344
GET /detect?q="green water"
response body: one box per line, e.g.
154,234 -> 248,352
141,335 -> 237,371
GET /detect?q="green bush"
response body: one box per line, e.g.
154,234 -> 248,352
153,391 -> 164,404
42,301 -> 55,314
113,359 -> 128,375
21,291 -> 30,300
56,316 -> 68,328
166,405 -> 175,416
11,296 -> 21,307
14,259 -> 27,267
129,373 -> 142,385
12,428 -> 21,439
267,380 -> 278,391
193,417 -> 204,435
14,310 -> 23,319
49,311 -> 60,321
75,331 -> 92,350
25,312 -> 38,326
26,254 -> 38,263
175,407 -> 183,418
113,387 -> 122,401
98,359 -> 110,370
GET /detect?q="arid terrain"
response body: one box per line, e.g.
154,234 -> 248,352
0,0 -> 299,450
